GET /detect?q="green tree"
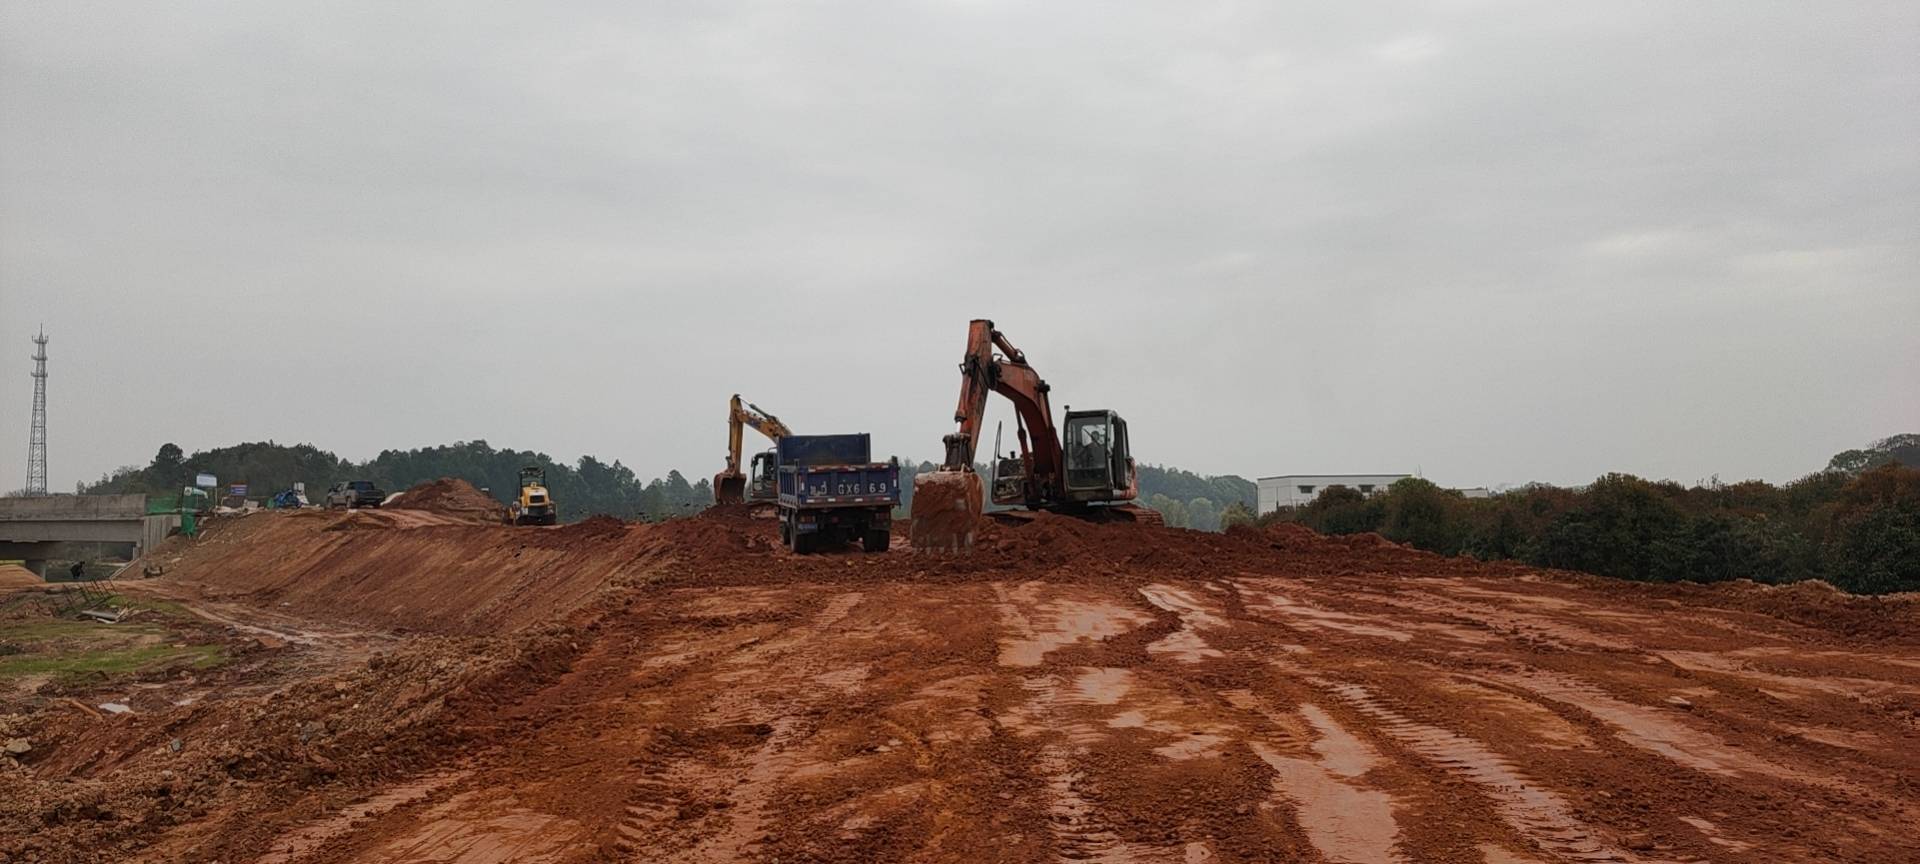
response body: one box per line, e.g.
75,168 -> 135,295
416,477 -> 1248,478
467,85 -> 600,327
1187,497 -> 1219,532
1379,478 -> 1470,555
1823,465 -> 1920,594
1531,474 -> 1693,582
150,443 -> 187,491
1219,501 -> 1256,531
1296,485 -> 1383,535
1146,493 -> 1189,528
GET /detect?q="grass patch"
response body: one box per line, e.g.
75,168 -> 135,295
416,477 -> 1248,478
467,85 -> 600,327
0,617 -> 229,686
127,597 -> 192,618
0,643 -> 226,681
0,618 -> 164,642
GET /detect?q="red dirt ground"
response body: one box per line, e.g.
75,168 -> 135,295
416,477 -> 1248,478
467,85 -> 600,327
3,508 -> 1917,863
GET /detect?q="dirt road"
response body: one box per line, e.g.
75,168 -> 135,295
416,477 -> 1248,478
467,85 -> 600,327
7,506 -> 1918,863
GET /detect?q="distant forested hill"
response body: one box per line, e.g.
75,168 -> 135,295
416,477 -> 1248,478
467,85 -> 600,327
80,440 -> 710,522
1134,465 -> 1255,531
1827,434 -> 1920,473
79,441 -> 1255,530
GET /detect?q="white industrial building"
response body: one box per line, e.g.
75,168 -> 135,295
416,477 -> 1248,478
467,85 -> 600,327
1257,474 -> 1411,515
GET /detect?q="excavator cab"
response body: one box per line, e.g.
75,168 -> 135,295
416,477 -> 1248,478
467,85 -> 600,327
1062,409 -> 1136,502
748,450 -> 778,502
991,452 -> 1027,505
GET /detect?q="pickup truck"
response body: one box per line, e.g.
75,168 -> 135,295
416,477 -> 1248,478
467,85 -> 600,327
325,480 -> 385,509
775,434 -> 899,554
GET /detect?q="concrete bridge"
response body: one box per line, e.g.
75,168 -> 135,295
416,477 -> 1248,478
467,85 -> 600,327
0,494 -> 179,578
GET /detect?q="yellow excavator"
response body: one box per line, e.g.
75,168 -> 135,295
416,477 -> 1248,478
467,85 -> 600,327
713,394 -> 794,506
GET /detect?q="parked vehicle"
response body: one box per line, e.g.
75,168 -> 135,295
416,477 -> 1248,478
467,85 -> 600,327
269,482 -> 310,510
775,434 -> 899,554
325,480 -> 385,509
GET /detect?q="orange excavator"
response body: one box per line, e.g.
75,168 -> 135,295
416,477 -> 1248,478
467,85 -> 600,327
713,394 -> 794,506
910,319 -> 1155,550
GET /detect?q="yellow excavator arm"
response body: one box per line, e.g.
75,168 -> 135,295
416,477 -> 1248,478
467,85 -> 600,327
715,394 -> 793,504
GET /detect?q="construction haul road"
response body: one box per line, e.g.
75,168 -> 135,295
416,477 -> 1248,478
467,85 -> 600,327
3,491 -> 1917,864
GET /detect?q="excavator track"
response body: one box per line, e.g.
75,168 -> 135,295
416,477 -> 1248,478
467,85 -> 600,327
984,503 -> 1164,528
1109,503 -> 1165,527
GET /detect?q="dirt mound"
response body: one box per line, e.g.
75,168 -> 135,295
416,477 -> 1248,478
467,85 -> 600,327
386,478 -> 507,524
1622,577 -> 1920,645
0,563 -> 42,590
149,510 -> 673,635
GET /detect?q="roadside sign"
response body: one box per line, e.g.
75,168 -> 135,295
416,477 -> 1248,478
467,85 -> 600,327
195,473 -> 217,488
230,484 -> 249,496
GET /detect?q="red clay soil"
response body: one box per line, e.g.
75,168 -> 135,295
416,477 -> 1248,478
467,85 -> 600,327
384,478 -> 509,525
124,508 -> 735,636
4,510 -> 1918,864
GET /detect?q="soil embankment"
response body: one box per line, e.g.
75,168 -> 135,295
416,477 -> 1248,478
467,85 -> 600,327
4,507 -> 1917,864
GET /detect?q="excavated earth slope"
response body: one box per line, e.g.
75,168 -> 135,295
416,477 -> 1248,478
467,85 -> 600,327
4,508 -> 1918,864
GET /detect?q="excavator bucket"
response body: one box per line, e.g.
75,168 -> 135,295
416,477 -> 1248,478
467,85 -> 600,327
909,469 -> 984,551
713,472 -> 747,506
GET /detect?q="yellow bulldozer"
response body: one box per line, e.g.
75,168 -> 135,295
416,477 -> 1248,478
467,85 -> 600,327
507,466 -> 559,526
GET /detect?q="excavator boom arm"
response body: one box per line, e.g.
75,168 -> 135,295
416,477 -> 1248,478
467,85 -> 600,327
939,320 -> 1064,496
723,395 -> 794,473
741,401 -> 793,442
717,394 -> 794,505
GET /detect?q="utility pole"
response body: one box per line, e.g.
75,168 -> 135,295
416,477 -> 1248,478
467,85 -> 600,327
26,327 -> 48,496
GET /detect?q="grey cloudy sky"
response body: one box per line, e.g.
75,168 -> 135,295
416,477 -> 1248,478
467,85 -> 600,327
2,0 -> 1915,494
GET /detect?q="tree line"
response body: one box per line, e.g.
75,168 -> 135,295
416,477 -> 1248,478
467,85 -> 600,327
1239,435 -> 1919,595
81,440 -> 713,521
1135,464 -> 1255,531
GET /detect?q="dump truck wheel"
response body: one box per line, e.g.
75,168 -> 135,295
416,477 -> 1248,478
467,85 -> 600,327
863,529 -> 890,553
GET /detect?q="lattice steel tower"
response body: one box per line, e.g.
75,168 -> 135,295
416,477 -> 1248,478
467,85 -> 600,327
26,327 -> 48,495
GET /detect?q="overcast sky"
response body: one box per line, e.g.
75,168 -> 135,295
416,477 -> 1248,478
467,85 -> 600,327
2,1 -> 1915,494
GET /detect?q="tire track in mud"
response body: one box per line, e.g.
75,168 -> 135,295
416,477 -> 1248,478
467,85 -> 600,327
994,587 -> 1198,863
1225,690 -> 1409,864
1013,672 -> 1187,863
608,734 -> 689,856
663,590 -> 869,863
1321,681 -> 1661,864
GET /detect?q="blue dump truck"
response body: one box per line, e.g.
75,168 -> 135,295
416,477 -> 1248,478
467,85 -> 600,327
775,433 -> 900,553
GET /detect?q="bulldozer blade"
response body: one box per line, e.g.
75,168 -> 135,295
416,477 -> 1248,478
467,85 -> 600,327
713,473 -> 747,506
910,470 -> 983,552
